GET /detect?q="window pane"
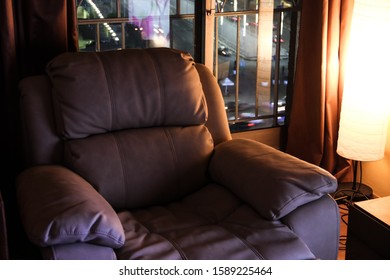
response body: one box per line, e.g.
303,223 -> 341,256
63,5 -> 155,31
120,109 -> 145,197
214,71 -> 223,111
100,23 -> 122,51
77,0 -> 118,19
216,0 -> 258,12
76,0 -> 195,51
78,24 -> 97,51
171,18 -> 195,57
124,22 -> 146,48
178,0 -> 195,14
123,1 -> 171,47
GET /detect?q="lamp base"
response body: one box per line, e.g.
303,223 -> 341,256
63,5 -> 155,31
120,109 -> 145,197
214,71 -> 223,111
333,182 -> 373,203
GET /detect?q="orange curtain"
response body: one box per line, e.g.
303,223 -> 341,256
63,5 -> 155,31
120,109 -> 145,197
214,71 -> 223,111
286,0 -> 354,182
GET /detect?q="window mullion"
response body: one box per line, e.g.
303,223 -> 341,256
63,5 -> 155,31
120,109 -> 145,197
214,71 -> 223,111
96,23 -> 101,51
234,16 -> 240,121
273,10 -> 282,126
256,0 -> 274,119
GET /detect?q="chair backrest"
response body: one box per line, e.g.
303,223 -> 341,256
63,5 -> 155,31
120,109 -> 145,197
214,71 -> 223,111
19,48 -> 231,209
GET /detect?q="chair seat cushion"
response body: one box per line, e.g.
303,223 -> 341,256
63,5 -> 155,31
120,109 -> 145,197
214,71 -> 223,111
115,184 -> 316,260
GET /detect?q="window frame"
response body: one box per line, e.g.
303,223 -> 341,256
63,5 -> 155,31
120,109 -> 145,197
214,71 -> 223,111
206,1 -> 301,132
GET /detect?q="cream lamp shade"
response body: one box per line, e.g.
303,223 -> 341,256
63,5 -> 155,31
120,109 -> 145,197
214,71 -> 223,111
337,0 -> 390,162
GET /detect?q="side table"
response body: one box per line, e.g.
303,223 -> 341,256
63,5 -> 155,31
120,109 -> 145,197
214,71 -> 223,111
0,191 -> 8,259
346,196 -> 390,259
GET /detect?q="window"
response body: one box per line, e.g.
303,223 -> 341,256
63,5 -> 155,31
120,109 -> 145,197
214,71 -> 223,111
213,0 -> 300,132
75,0 -> 300,133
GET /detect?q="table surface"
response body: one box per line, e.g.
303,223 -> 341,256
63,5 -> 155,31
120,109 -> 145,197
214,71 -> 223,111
354,196 -> 390,227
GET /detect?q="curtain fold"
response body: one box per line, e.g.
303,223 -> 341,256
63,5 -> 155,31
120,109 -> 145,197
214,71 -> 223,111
0,0 -> 78,259
15,0 -> 78,78
286,0 -> 354,182
1,0 -> 78,172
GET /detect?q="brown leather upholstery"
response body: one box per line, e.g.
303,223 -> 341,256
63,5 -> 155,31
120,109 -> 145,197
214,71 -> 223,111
16,48 -> 340,260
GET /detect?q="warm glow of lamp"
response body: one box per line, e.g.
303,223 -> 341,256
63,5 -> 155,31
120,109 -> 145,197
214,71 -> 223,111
336,0 -> 390,200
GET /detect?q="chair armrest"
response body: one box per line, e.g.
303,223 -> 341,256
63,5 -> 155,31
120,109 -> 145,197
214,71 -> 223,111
16,165 -> 125,248
209,139 -> 337,220
281,195 -> 340,260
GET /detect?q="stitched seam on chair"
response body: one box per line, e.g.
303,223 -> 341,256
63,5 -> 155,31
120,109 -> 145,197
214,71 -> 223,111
163,128 -> 181,195
217,222 -> 265,260
95,53 -> 115,131
50,244 -> 58,260
275,180 -> 334,219
113,132 -> 128,207
145,50 -> 165,124
159,234 -> 188,260
141,221 -> 188,260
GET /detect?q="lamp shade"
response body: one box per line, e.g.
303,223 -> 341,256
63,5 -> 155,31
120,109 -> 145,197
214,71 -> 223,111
337,0 -> 390,162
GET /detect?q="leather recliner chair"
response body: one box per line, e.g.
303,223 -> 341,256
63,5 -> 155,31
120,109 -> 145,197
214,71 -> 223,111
16,48 -> 340,260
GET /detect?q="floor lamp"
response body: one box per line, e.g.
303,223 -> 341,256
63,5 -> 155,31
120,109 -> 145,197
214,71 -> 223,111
334,0 -> 390,202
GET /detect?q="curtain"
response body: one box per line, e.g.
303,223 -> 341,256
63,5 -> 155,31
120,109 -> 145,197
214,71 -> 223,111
0,0 -> 78,259
286,0 -> 354,182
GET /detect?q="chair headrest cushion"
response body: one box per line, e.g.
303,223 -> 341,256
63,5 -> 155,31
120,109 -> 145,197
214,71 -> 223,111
46,48 -> 207,139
